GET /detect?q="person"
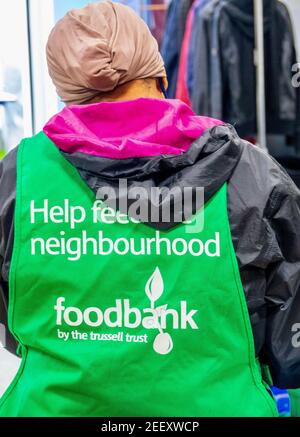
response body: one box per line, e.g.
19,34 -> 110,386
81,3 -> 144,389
0,0 -> 299,417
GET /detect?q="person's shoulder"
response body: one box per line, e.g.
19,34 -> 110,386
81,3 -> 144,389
0,146 -> 18,179
232,140 -> 299,215
242,141 -> 296,188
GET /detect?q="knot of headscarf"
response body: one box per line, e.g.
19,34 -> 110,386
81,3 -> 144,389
46,1 -> 166,104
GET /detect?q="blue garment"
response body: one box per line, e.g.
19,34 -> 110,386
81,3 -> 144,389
210,1 -> 226,119
161,0 -> 193,98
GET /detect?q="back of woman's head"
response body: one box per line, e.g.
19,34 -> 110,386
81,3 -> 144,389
46,1 -> 166,105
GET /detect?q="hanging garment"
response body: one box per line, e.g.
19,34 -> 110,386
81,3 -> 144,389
161,0 -> 194,98
191,0 -> 300,147
1,99 -> 300,392
209,0 -> 226,120
189,0 -> 220,115
0,129 -> 278,416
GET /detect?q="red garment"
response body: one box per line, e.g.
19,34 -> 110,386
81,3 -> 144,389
176,4 -> 195,106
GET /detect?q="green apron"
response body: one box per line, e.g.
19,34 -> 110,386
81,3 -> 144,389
0,132 -> 278,417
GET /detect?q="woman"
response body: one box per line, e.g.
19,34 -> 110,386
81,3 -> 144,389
0,1 -> 299,417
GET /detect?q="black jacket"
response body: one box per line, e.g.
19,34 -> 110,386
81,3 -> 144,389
191,0 -> 300,147
1,124 -> 300,388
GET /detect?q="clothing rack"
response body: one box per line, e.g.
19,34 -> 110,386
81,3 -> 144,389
254,0 -> 267,150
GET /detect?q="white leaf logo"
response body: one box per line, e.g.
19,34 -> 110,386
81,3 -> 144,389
144,267 -> 174,355
145,267 -> 164,307
153,333 -> 173,355
155,305 -> 168,317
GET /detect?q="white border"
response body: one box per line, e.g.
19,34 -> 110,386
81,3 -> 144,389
28,0 -> 57,133
21,0 -> 33,137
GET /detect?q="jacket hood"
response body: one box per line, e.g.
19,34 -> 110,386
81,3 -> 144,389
44,98 -> 221,159
43,98 -> 243,229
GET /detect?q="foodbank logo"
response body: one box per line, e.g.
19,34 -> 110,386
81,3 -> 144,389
54,268 -> 199,356
144,267 -> 174,355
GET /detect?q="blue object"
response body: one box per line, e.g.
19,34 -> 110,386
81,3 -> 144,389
159,78 -> 168,98
272,387 -> 291,417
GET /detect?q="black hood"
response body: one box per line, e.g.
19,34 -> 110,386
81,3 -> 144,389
64,124 -> 244,230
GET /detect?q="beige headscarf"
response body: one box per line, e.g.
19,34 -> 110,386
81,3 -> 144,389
46,1 -> 166,104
